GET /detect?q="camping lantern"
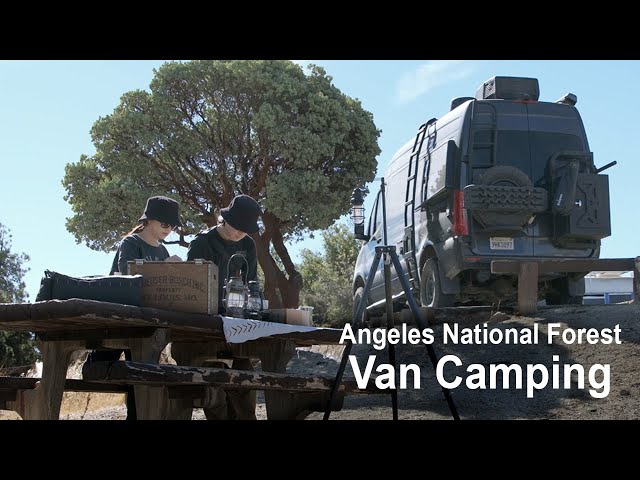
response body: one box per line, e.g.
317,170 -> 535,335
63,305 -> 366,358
224,276 -> 247,318
246,281 -> 264,312
223,253 -> 249,318
351,187 -> 366,238
245,280 -> 264,320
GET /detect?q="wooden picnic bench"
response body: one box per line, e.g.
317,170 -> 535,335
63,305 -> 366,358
491,257 -> 640,315
0,299 -> 370,420
80,360 -> 382,419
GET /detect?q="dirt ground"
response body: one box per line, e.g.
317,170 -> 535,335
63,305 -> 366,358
303,303 -> 640,420
2,303 -> 638,420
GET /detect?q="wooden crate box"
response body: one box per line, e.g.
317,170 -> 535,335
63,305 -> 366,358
127,260 -> 218,314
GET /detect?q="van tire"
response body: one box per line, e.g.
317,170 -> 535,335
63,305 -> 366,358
545,277 -> 584,306
353,286 -> 371,326
420,259 -> 456,308
480,165 -> 532,188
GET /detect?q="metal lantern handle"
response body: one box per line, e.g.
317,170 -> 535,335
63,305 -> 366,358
226,253 -> 249,284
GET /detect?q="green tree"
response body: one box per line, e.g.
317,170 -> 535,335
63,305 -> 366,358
298,223 -> 361,327
0,222 -> 38,367
63,60 -> 380,308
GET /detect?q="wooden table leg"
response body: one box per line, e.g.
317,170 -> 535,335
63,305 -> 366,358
518,262 -> 539,315
20,340 -> 85,420
126,328 -> 170,420
171,340 -> 308,420
259,340 -> 296,420
169,342 -> 232,420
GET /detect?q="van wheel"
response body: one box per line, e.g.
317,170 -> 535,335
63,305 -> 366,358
420,259 -> 456,308
545,277 -> 583,305
353,286 -> 371,326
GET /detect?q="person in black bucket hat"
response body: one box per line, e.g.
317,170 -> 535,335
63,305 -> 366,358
220,194 -> 261,234
138,195 -> 183,228
109,196 -> 183,275
88,195 -> 184,420
186,194 -> 262,420
188,194 -> 262,311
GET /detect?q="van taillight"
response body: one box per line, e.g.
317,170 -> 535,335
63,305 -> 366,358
453,190 -> 469,236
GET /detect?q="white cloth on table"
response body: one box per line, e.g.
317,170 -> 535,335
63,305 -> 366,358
221,316 -> 321,344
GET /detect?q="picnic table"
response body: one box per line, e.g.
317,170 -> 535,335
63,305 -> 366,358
0,299 -> 370,420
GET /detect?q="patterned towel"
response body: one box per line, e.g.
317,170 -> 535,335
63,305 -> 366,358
222,316 -> 322,344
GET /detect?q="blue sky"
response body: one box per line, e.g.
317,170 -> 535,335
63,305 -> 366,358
1,60 -> 638,301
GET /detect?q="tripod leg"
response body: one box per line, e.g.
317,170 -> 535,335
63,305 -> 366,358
389,250 -> 460,420
323,249 -> 382,420
383,255 -> 399,421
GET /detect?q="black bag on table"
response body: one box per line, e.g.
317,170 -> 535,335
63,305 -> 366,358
35,270 -> 144,306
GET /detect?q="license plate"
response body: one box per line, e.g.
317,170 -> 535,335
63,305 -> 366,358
490,237 -> 514,250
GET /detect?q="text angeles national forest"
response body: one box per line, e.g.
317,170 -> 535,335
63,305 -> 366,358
340,323 -> 622,399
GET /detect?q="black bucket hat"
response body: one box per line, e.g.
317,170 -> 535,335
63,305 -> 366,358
138,196 -> 183,227
221,195 -> 262,233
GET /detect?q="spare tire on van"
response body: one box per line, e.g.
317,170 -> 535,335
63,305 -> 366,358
464,166 -> 548,232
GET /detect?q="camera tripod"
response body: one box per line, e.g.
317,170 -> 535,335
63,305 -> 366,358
323,179 -> 460,420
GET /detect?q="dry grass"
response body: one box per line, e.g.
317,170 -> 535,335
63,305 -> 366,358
0,410 -> 21,420
0,392 -> 125,420
59,392 -> 125,419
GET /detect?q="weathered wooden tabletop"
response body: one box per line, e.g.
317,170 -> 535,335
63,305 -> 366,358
0,299 -> 343,345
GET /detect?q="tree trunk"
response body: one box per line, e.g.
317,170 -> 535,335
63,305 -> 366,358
254,228 -> 282,309
271,222 -> 302,308
254,211 -> 303,309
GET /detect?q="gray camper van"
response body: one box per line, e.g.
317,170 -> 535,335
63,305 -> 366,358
353,76 -> 612,315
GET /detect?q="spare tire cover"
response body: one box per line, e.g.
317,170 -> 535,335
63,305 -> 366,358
471,166 -> 534,228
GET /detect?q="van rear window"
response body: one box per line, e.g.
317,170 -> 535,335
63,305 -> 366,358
470,130 -> 529,169
529,131 -> 585,183
470,130 -> 585,183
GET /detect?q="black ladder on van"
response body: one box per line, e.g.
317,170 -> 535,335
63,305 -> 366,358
469,102 -> 498,165
403,118 -> 437,294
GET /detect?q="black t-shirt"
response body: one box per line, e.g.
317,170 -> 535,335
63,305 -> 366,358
186,226 -> 257,312
109,234 -> 170,275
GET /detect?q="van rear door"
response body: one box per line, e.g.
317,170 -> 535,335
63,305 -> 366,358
465,100 -> 599,258
466,101 -> 535,257
525,102 -> 596,258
